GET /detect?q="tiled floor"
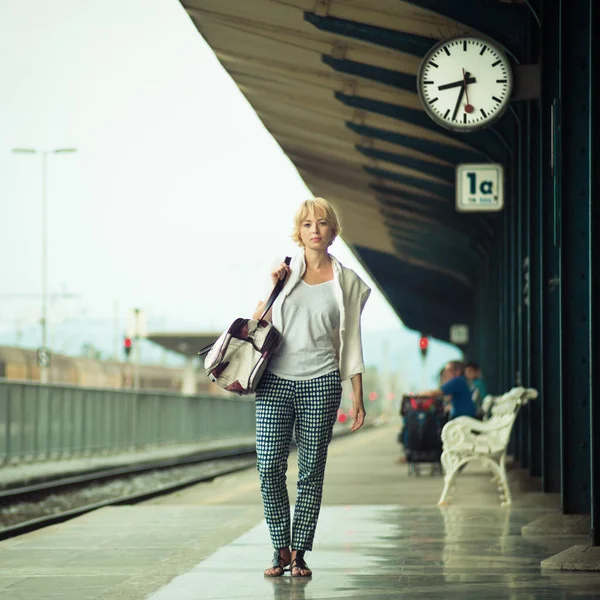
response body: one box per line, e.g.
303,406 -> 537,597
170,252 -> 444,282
0,424 -> 598,599
147,505 -> 600,600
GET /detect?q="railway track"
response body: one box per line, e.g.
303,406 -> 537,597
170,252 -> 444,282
0,445 -> 257,541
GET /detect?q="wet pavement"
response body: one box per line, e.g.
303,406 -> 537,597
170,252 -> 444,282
147,505 -> 600,600
0,424 -> 598,599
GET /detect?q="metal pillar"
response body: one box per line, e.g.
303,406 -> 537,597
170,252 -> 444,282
540,0 -> 562,494
557,0 -> 592,516
590,0 -> 599,550
518,106 -> 530,470
528,100 -> 543,478
489,248 -> 500,393
508,148 -> 521,462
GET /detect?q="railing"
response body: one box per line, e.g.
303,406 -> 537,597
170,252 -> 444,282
0,380 -> 256,465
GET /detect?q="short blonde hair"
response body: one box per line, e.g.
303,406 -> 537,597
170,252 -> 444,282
291,197 -> 342,247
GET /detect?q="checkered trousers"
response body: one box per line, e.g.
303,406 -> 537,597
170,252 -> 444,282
255,369 -> 342,551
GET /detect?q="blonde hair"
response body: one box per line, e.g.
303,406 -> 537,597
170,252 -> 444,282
291,197 -> 342,247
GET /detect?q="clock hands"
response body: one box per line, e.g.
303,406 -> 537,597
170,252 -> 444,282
462,68 -> 474,114
446,70 -> 473,121
438,76 -> 476,91
451,80 -> 466,122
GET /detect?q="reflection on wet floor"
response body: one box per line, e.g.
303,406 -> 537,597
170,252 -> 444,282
148,505 -> 600,600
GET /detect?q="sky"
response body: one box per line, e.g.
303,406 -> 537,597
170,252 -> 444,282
0,0 -> 461,387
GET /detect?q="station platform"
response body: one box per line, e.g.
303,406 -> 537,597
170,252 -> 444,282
0,424 -> 599,599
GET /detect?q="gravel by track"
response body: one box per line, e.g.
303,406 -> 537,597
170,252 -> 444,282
0,450 -> 256,540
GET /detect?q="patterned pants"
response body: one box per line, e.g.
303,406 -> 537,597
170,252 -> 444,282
255,370 -> 342,551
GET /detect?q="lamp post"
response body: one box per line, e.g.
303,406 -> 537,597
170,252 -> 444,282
12,147 -> 77,383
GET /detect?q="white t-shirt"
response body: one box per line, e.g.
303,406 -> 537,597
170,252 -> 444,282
268,279 -> 340,381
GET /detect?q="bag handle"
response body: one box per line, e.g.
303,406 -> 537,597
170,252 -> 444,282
198,256 -> 291,357
259,255 -> 292,321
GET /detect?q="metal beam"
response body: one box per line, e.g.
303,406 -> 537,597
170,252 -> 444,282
377,196 -> 490,255
381,206 -> 483,253
371,182 -> 496,243
371,184 -> 444,210
384,224 -> 483,272
347,122 -> 485,164
337,92 -> 505,161
323,55 -> 416,92
354,244 -> 473,336
365,165 -> 452,200
404,0 -> 528,62
304,12 -> 433,57
357,145 -> 455,183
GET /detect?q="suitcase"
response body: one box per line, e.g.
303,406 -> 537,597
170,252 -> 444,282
400,395 -> 445,476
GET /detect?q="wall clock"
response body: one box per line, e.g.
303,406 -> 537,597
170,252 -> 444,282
417,35 -> 513,132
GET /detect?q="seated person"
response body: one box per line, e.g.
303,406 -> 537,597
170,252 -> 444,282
465,361 -> 487,418
412,361 -> 476,419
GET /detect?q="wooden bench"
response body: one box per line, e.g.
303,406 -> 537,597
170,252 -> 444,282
437,386 -> 538,506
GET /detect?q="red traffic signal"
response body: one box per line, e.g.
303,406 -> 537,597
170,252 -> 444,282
419,335 -> 429,357
123,337 -> 132,358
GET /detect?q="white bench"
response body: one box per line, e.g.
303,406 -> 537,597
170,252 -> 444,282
437,386 -> 538,506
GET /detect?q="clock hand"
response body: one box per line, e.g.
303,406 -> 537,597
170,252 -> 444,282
462,69 -> 474,114
452,82 -> 465,122
438,76 -> 476,91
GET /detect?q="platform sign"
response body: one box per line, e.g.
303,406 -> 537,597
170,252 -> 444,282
450,324 -> 469,345
37,347 -> 51,368
456,163 -> 504,212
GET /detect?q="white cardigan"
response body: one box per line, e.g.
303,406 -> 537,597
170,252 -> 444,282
269,251 -> 371,382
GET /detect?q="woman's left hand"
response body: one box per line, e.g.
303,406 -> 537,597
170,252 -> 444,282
351,402 -> 366,432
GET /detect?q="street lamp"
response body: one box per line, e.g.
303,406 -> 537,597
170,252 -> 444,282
12,147 -> 77,383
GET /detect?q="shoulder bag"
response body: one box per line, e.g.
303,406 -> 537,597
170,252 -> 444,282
198,257 -> 291,395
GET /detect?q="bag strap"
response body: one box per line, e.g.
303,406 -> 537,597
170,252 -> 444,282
198,256 -> 292,357
259,255 -> 292,321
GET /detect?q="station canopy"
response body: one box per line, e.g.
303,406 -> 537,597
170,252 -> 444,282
147,333 -> 221,358
180,0 -> 528,342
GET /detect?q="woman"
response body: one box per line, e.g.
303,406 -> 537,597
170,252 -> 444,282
252,197 -> 371,578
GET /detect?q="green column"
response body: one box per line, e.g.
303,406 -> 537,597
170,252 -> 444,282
540,0 -> 562,494
590,0 -> 599,548
558,0 -> 592,515
527,99 -> 543,478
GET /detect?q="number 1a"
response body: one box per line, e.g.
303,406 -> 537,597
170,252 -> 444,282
467,172 -> 494,195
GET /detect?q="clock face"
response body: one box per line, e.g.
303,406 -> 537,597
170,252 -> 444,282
417,35 -> 513,132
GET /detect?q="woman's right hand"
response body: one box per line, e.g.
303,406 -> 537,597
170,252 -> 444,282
271,262 -> 291,287
252,300 -> 266,321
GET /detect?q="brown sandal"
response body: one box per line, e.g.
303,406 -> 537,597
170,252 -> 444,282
264,549 -> 289,577
290,550 -> 312,577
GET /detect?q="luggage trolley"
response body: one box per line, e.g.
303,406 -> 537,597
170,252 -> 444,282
400,395 -> 445,476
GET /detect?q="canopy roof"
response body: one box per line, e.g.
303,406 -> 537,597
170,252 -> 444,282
180,0 -> 528,341
147,333 -> 221,358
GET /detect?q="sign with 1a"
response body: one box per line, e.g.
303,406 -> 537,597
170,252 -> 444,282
456,163 -> 504,212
